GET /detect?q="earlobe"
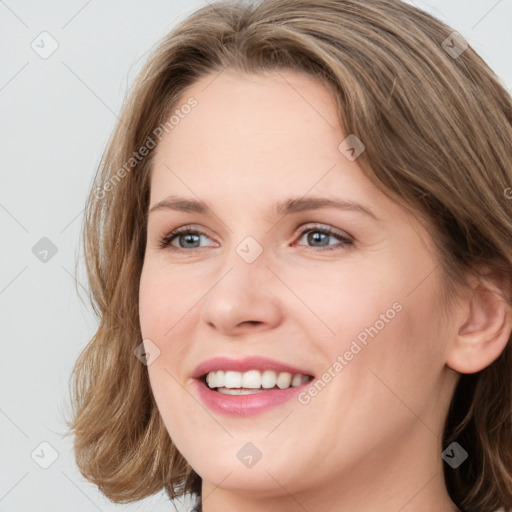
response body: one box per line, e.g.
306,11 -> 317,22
446,272 -> 512,375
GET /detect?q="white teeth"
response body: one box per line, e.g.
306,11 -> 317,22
224,370 -> 242,388
205,369 -> 311,391
242,370 -> 261,388
276,372 -> 292,389
217,388 -> 267,395
291,374 -> 303,387
216,370 -> 225,388
261,370 -> 276,389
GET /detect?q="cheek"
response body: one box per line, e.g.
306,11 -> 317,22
138,263 -> 191,339
316,252 -> 446,392
345,271 -> 448,411
307,261 -> 402,345
138,263 -> 199,399
139,265 -> 160,336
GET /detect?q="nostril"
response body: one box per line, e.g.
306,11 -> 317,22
241,321 -> 260,327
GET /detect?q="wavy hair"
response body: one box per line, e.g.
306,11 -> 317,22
66,1 -> 512,510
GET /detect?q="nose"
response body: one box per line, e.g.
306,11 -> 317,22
199,254 -> 284,337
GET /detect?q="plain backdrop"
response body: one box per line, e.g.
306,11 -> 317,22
1,1 -> 511,511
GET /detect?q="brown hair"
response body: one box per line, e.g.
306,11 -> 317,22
66,0 -> 512,510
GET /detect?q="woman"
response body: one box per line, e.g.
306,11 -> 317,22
67,1 -> 512,511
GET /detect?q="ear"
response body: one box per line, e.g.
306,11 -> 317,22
446,269 -> 512,374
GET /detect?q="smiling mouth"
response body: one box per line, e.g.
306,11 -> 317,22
201,369 -> 314,395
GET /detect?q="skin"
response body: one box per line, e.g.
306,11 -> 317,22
138,70 -> 511,512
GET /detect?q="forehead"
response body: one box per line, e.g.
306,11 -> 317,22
159,70 -> 339,154
152,70 -> 359,192
148,70 -> 414,229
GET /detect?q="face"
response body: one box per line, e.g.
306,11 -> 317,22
139,70 -> 457,499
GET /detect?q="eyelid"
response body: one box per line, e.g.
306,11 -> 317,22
293,223 -> 353,241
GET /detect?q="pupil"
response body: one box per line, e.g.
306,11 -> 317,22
309,231 -> 328,246
182,234 -> 199,247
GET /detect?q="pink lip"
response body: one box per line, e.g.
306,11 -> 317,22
190,356 -> 315,416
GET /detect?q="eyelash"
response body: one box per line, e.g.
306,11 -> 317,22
157,224 -> 353,253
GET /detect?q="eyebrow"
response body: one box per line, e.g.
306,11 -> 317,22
148,195 -> 379,220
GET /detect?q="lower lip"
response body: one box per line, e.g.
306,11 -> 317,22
192,378 -> 312,416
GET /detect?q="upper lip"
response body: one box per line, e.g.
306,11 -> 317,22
192,356 -> 315,379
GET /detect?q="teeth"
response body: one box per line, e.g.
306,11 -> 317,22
205,370 -> 311,391
242,370 -> 261,388
261,370 -> 276,389
291,374 -> 303,387
216,370 -> 225,388
224,371 -> 242,388
217,388 -> 267,395
276,372 -> 292,389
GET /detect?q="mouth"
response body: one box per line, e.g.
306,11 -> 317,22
191,356 -> 315,415
201,369 -> 313,395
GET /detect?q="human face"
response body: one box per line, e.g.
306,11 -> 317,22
139,70 -> 458,509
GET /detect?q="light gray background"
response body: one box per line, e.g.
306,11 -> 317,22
1,1 -> 511,511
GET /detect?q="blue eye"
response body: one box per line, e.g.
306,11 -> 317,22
157,224 -> 353,253
295,225 -> 353,251
158,225 -> 213,251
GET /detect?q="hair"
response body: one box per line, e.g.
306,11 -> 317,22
65,0 -> 512,510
